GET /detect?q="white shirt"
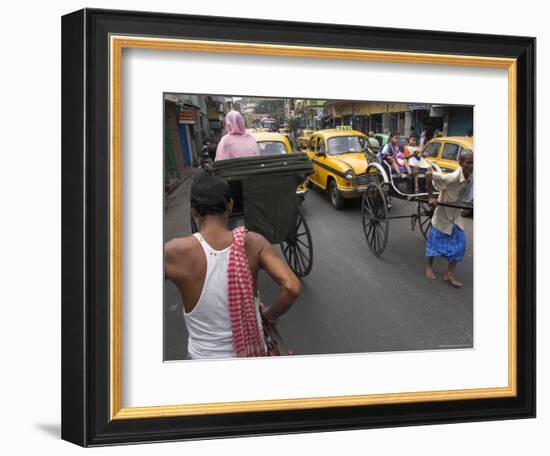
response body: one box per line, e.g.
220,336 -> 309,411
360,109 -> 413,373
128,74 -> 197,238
184,233 -> 264,359
431,167 -> 471,235
184,233 -> 234,359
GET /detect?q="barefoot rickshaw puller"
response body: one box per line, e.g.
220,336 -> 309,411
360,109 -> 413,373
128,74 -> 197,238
424,151 -> 474,288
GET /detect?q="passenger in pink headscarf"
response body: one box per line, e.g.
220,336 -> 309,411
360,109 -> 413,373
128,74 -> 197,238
215,111 -> 260,161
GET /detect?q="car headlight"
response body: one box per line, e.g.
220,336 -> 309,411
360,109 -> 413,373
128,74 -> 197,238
344,169 -> 354,180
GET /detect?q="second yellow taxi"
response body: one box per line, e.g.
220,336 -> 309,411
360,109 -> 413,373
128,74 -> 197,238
423,136 -> 474,173
303,126 -> 374,209
250,131 -> 308,198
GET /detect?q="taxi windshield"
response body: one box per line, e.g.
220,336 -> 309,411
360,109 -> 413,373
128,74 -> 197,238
327,136 -> 366,155
257,141 -> 288,155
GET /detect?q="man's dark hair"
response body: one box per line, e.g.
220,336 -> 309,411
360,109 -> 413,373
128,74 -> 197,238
390,131 -> 400,138
459,150 -> 474,163
190,171 -> 232,217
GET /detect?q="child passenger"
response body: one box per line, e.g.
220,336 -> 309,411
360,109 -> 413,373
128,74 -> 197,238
378,132 -> 410,176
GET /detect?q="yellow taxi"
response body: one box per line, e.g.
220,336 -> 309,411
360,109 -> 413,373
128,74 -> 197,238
423,136 -> 473,173
296,129 -> 315,150
303,126 -> 372,209
250,132 -> 308,198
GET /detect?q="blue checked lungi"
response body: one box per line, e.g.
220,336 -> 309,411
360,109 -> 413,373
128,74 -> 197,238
426,224 -> 466,263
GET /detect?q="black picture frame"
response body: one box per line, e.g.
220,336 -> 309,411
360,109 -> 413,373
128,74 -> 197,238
62,8 -> 536,447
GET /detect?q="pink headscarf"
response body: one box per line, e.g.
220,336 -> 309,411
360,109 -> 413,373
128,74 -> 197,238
224,111 -> 247,135
215,111 -> 259,160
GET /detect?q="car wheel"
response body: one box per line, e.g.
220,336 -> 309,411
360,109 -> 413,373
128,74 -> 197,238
328,179 -> 345,209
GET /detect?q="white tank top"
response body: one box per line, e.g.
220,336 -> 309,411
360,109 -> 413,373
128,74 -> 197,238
184,232 -> 263,359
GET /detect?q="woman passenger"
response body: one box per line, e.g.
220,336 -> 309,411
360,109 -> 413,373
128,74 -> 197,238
215,111 -> 260,161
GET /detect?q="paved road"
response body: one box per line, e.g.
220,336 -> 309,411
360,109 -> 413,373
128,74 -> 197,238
164,175 -> 473,360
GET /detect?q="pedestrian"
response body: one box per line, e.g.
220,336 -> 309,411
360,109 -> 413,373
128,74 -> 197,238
215,111 -> 260,161
288,128 -> 297,151
420,125 -> 433,147
419,126 -> 427,147
424,151 -> 474,287
203,134 -> 218,161
164,172 -> 301,359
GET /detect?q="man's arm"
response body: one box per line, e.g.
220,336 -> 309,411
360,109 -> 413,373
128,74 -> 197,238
425,170 -> 438,207
426,168 -> 455,206
257,239 -> 301,323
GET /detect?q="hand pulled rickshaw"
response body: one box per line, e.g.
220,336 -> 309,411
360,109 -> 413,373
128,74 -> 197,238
360,150 -> 473,257
191,150 -> 315,278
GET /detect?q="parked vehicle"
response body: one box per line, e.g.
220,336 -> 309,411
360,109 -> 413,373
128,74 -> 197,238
374,133 -> 389,148
422,136 -> 473,173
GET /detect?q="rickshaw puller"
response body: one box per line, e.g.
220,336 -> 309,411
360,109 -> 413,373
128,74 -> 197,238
424,152 -> 474,288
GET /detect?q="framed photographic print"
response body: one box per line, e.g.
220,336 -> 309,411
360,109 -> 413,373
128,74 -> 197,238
61,8 -> 536,447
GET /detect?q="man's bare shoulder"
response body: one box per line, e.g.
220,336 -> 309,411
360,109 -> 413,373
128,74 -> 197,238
165,236 -> 200,262
245,231 -> 269,252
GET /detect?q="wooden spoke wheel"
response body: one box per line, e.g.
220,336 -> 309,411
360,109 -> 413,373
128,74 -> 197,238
361,183 -> 389,257
280,207 -> 313,278
417,200 -> 434,240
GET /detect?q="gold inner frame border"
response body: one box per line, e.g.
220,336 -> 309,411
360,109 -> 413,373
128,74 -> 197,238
109,35 -> 517,420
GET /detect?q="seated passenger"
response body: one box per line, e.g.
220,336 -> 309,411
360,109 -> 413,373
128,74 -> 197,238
215,111 -> 260,160
403,136 -> 426,171
378,132 -> 410,175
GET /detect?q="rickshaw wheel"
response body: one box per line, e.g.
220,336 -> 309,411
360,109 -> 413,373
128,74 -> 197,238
190,214 -> 199,234
361,183 -> 389,257
417,200 -> 433,240
280,207 -> 313,278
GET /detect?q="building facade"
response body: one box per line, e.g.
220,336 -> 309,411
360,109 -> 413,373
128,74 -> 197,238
163,94 -> 234,190
320,100 -> 473,138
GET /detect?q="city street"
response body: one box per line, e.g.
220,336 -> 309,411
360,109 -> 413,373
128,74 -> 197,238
164,172 -> 473,360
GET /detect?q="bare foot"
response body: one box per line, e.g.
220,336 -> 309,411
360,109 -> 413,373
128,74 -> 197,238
444,274 -> 463,288
425,265 -> 437,280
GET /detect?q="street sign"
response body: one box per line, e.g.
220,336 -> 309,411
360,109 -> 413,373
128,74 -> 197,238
177,110 -> 195,124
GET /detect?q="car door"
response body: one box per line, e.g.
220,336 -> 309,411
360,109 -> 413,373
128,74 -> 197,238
438,141 -> 461,172
313,137 -> 329,189
423,140 -> 442,167
305,135 -> 321,186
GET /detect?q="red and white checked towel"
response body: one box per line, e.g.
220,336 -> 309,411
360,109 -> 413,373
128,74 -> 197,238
228,226 -> 267,357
